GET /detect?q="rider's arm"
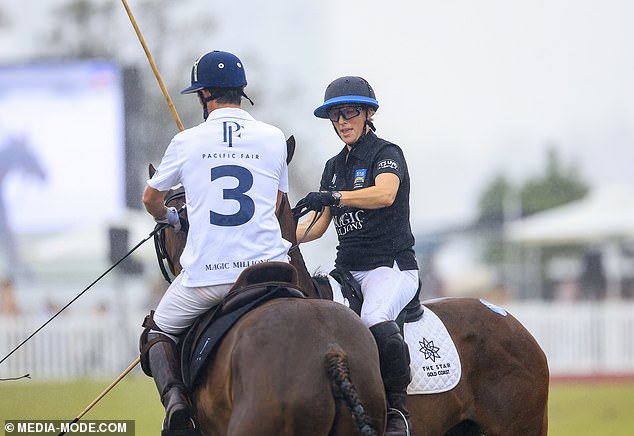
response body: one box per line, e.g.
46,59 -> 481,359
296,207 -> 332,243
143,185 -> 170,220
338,173 -> 400,209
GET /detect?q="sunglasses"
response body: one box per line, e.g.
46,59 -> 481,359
327,106 -> 364,122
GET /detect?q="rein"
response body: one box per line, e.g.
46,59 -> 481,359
294,210 -> 323,249
287,195 -> 323,250
1,220 -> 172,366
154,187 -> 186,284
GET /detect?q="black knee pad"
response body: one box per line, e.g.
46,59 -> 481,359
369,321 -> 411,391
139,310 -> 173,377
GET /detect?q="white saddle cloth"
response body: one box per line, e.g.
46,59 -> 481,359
329,276 -> 461,394
404,305 -> 461,394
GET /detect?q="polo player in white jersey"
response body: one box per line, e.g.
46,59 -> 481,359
140,50 -> 291,435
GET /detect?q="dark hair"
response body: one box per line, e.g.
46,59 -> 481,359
208,87 -> 243,105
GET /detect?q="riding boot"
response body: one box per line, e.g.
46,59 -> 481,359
369,321 -> 412,436
146,333 -> 198,436
385,391 -> 411,436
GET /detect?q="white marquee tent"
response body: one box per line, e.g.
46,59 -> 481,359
506,185 -> 634,298
506,185 -> 634,245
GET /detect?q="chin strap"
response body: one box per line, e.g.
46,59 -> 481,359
359,107 -> 376,140
353,117 -> 375,146
242,91 -> 254,106
199,92 -> 214,120
199,90 -> 255,120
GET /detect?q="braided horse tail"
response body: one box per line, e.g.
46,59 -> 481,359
325,349 -> 379,436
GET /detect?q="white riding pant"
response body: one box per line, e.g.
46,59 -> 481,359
152,273 -> 232,342
351,262 -> 419,329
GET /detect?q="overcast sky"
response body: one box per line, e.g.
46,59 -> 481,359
2,0 -> 633,270
321,0 -> 634,229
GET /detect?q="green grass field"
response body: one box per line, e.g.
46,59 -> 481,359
1,376 -> 634,435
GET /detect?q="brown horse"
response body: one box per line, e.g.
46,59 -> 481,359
280,199 -> 549,435
149,152 -> 387,434
160,189 -> 548,436
155,137 -> 549,435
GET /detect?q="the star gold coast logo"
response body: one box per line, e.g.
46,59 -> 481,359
419,337 -> 441,362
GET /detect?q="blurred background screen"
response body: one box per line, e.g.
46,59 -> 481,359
0,61 -> 125,234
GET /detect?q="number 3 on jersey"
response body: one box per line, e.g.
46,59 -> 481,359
210,165 -> 255,226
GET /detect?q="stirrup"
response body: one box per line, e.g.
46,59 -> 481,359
387,407 -> 411,436
161,417 -> 200,436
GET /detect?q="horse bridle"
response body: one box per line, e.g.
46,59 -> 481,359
154,187 -> 187,283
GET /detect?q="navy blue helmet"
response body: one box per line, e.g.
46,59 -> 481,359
180,51 -> 247,94
314,76 -> 379,119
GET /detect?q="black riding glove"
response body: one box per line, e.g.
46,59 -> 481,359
298,191 -> 341,212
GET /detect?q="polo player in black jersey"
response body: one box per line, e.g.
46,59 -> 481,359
296,76 -> 419,436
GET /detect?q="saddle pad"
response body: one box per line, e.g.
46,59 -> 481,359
404,306 -> 461,394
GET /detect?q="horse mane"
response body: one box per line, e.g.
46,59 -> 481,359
313,273 -> 330,286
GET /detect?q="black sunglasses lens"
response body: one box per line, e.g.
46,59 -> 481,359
342,108 -> 361,120
328,107 -> 361,122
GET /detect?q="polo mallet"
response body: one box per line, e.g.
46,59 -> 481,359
120,0 -> 184,132
57,357 -> 140,436
56,1 -> 189,430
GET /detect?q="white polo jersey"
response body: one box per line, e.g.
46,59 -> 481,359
148,107 -> 291,286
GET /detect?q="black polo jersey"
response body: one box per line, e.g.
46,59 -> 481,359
319,131 -> 418,271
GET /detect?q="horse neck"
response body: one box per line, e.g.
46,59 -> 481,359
287,246 -> 321,299
287,246 -> 334,302
278,194 -> 322,299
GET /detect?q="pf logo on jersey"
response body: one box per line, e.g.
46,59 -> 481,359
377,159 -> 398,170
223,121 -> 242,147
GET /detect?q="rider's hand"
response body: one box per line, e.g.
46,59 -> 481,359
299,191 -> 341,211
155,206 -> 181,232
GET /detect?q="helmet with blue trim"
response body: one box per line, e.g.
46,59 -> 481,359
180,50 -> 247,94
314,76 -> 379,119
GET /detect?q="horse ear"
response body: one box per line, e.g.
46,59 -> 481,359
286,135 -> 295,165
148,163 -> 156,178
